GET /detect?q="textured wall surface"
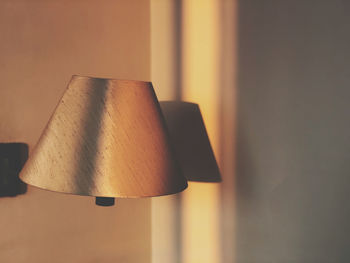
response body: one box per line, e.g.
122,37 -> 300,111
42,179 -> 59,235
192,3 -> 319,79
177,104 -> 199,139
0,1 -> 151,262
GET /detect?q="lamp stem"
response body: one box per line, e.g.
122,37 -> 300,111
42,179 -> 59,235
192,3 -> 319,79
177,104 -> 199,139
96,197 -> 115,206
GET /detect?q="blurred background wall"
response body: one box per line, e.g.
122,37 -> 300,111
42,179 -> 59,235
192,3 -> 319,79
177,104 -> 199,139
152,0 -> 350,262
0,1 -> 151,262
151,0 -> 236,262
236,1 -> 350,262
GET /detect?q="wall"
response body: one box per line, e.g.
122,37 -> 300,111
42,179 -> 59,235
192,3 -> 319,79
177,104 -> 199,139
150,1 -> 182,262
151,0 -> 236,262
2,1 -> 348,262
236,0 -> 350,262
0,1 -> 151,262
152,0 -> 350,262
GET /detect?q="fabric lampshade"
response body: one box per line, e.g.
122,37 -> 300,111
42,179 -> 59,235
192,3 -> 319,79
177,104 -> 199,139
19,76 -> 187,203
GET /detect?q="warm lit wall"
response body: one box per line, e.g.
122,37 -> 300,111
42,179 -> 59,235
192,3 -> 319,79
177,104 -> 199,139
0,1 -> 151,262
180,1 -> 222,262
151,0 -> 237,263
150,1 -> 182,263
152,0 -> 350,263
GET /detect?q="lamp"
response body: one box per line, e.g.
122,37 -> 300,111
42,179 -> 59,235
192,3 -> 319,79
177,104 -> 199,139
19,76 -> 187,206
160,101 -> 221,182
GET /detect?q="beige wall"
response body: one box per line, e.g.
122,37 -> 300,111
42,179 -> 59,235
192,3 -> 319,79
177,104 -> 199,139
4,1 -> 347,262
0,1 -> 151,262
151,1 -> 237,262
153,0 -> 350,262
150,1 -> 182,262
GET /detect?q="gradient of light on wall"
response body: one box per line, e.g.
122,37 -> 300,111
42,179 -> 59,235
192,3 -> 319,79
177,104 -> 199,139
151,1 -> 183,263
151,0 -> 237,262
181,0 -> 221,262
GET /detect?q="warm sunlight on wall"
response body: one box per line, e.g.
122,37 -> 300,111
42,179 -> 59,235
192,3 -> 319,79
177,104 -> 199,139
151,0 -> 237,262
181,1 -> 221,263
151,1 -> 182,263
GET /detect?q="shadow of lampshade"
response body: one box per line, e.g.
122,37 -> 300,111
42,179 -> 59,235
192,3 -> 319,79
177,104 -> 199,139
0,143 -> 28,197
160,101 -> 221,182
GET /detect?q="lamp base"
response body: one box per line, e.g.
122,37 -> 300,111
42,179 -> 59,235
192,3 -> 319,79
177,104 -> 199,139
95,197 -> 115,206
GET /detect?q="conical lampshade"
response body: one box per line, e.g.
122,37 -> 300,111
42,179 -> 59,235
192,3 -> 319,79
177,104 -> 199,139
19,76 -> 187,205
160,101 -> 221,182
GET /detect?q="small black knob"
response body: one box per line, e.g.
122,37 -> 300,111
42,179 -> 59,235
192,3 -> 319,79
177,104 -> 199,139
95,197 -> 115,206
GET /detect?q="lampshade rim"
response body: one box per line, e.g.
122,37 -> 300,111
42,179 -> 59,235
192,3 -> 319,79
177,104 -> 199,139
72,75 -> 152,86
19,175 -> 188,199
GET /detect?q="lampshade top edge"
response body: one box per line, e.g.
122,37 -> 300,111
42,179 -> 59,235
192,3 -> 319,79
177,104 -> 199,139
71,75 -> 152,86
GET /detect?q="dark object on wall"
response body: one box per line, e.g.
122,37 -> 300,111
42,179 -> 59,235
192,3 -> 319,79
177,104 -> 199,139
160,101 -> 221,183
0,143 -> 28,197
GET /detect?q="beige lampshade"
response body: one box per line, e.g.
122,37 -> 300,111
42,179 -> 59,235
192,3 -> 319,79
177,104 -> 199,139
19,76 -> 187,200
160,101 -> 221,182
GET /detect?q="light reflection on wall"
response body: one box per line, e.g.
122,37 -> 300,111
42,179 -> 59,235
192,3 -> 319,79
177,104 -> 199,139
181,0 -> 221,262
151,0 -> 237,262
151,1 -> 182,263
